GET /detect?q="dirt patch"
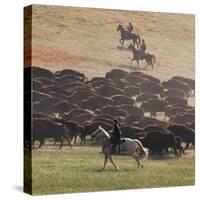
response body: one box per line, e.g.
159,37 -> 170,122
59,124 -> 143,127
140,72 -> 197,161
32,45 -> 92,67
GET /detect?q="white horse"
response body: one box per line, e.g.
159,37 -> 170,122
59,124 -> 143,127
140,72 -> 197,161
91,126 -> 148,171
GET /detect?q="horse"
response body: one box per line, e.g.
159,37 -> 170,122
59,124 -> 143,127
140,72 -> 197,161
117,24 -> 141,47
127,43 -> 156,69
91,126 -> 148,171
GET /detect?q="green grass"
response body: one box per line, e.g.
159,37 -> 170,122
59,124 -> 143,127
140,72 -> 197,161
31,146 -> 195,195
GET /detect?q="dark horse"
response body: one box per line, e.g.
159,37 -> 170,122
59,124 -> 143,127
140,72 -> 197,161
127,43 -> 156,69
117,24 -> 141,47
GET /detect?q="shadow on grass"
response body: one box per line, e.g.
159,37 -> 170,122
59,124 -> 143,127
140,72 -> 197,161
148,154 -> 179,161
91,168 -> 138,173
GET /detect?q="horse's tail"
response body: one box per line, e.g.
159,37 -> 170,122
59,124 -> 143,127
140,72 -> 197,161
152,55 -> 156,63
136,140 -> 148,160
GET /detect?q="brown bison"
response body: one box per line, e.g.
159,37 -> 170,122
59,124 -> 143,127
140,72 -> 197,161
53,101 -> 78,113
124,114 -> 144,126
61,109 -> 95,121
169,113 -> 195,125
71,113 -> 95,125
164,105 -> 185,118
171,76 -> 195,91
52,118 -> 84,145
97,85 -> 124,97
39,85 -> 65,94
167,124 -> 195,150
141,99 -> 168,117
67,91 -> 96,105
162,80 -> 191,97
55,69 -> 86,80
32,118 -> 69,148
98,106 -> 128,117
164,96 -> 188,106
31,66 -> 53,79
32,90 -> 50,102
33,97 -> 61,114
141,131 -> 180,157
144,125 -> 169,133
134,117 -> 168,128
136,93 -> 160,103
105,69 -> 128,80
35,77 -> 58,86
116,104 -> 144,116
128,72 -> 160,84
124,86 -> 141,96
161,88 -> 186,99
124,75 -> 148,85
111,95 -> 135,106
120,126 -> 143,139
139,81 -> 164,95
80,96 -> 113,111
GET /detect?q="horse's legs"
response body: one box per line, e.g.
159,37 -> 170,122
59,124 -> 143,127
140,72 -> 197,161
144,58 -> 150,69
74,135 -> 77,145
67,137 -> 72,148
150,59 -> 154,70
132,152 -> 143,170
108,154 -> 119,170
39,138 -> 44,148
59,138 -> 63,149
184,142 -> 190,151
136,60 -> 139,67
119,39 -> 124,46
131,58 -> 135,64
101,154 -> 108,171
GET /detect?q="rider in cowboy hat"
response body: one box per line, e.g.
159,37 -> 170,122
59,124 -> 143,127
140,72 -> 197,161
110,119 -> 121,153
140,39 -> 147,53
127,22 -> 134,34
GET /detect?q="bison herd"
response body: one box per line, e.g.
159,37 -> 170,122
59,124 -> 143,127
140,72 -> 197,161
24,66 -> 195,157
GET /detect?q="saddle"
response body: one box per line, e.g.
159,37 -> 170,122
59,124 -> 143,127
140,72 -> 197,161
110,138 -> 126,146
109,138 -> 126,154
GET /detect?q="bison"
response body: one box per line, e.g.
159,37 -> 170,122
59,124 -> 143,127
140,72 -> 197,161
167,124 -> 195,150
162,80 -> 191,97
161,88 -> 187,99
141,99 -> 168,117
164,96 -> 188,106
136,92 -> 160,103
105,69 -> 128,80
124,86 -> 141,96
116,104 -> 144,116
111,95 -> 135,106
32,118 -> 69,148
80,96 -> 113,111
97,85 -> 124,97
141,131 -> 179,157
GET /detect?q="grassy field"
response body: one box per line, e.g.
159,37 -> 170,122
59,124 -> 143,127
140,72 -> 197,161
31,146 -> 195,195
29,5 -> 195,81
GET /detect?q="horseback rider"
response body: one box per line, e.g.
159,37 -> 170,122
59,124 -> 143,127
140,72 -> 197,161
110,120 -> 121,152
140,39 -> 147,57
127,22 -> 134,34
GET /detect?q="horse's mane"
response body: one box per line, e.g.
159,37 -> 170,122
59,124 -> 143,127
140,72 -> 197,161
99,127 -> 111,139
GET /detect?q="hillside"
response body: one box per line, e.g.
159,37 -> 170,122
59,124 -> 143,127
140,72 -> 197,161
28,5 -> 195,81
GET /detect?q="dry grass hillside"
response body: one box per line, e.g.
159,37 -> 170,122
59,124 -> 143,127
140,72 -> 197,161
29,4 -> 195,81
